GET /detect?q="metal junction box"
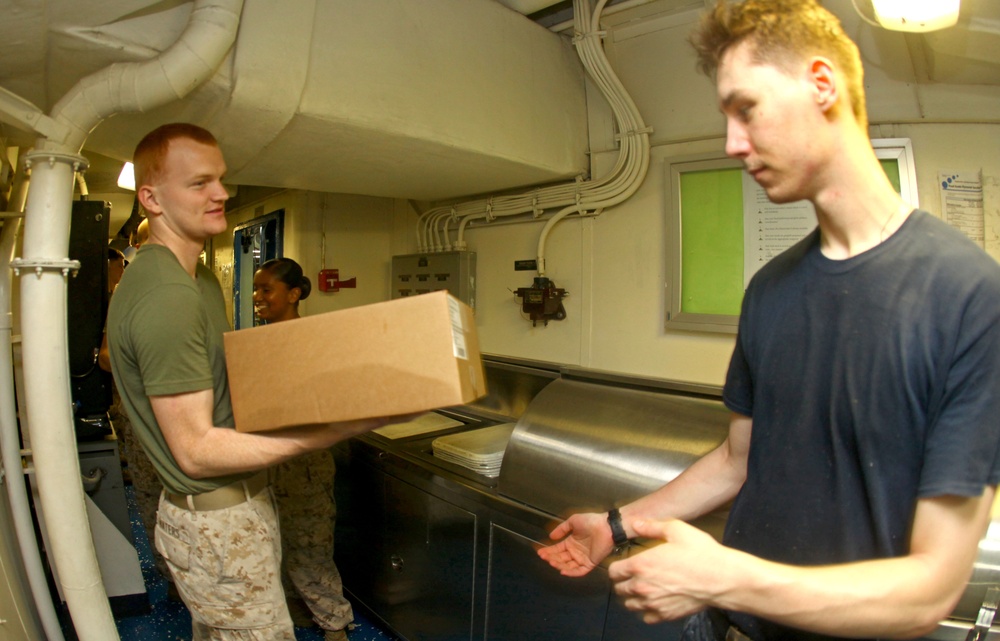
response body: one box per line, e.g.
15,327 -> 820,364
391,251 -> 476,310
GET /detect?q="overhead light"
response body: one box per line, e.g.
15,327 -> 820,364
871,0 -> 960,32
117,162 -> 135,191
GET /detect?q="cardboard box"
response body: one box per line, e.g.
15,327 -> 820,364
224,291 -> 487,433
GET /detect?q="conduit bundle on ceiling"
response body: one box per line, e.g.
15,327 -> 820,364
416,0 -> 651,277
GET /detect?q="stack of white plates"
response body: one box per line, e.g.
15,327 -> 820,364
432,423 -> 517,478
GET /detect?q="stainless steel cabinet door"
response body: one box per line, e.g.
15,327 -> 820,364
485,524 -> 608,641
334,447 -> 477,641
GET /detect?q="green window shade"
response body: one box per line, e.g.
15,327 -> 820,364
880,158 -> 901,193
667,141 -> 912,333
680,168 -> 744,315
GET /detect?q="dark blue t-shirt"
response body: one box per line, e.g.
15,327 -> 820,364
721,210 -> 1000,641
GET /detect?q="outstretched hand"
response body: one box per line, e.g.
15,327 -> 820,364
537,512 -> 615,577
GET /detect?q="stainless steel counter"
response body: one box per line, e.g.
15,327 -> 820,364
332,355 -> 1000,641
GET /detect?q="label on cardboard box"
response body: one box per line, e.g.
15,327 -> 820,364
448,296 -> 468,360
224,291 -> 487,433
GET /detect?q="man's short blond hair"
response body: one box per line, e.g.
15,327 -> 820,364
690,0 -> 868,130
132,123 -> 219,189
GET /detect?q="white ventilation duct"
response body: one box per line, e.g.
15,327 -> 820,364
78,0 -> 591,205
41,0 -> 244,153
12,1 -> 244,638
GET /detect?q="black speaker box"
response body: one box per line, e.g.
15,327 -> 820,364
67,199 -> 112,439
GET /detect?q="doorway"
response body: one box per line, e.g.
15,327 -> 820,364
233,209 -> 284,329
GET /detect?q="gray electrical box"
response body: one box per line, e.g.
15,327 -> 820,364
392,251 -> 476,310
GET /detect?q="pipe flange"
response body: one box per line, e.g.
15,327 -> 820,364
22,150 -> 89,174
10,258 -> 82,278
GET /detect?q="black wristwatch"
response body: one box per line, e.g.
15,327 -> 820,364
607,508 -> 631,555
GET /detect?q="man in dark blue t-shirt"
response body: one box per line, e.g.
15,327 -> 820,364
538,1 -> 1000,640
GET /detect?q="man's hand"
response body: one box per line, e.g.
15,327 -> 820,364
608,519 -> 728,624
281,412 -> 427,452
537,512 -> 616,577
326,412 -> 425,442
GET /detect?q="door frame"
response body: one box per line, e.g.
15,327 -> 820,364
232,209 -> 285,329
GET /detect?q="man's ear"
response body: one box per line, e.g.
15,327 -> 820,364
809,57 -> 838,113
137,185 -> 160,215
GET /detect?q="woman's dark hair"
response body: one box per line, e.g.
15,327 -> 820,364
257,257 -> 311,301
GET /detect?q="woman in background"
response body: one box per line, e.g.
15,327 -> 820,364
252,257 -> 354,641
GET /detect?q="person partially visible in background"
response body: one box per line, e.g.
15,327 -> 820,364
253,257 -> 354,641
107,247 -> 126,295
122,216 -> 149,263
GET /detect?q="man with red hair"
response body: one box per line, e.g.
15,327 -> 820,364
108,122 -> 405,640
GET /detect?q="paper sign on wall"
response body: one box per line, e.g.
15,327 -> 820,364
939,170 -> 984,247
742,172 -> 817,288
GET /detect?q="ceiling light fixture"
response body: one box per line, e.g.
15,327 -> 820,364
868,0 -> 961,32
117,162 -> 135,191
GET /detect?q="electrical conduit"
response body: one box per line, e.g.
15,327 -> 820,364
417,0 -> 651,279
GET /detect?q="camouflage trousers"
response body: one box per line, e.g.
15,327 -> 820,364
110,389 -> 169,580
272,449 -> 353,632
156,485 -> 295,640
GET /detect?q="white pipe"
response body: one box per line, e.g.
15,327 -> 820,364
0,164 -> 65,641
44,0 -> 245,153
75,172 -> 88,198
547,0 -> 660,33
16,2 -> 245,639
18,149 -> 116,640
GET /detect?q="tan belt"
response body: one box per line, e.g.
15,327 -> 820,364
725,626 -> 752,641
164,469 -> 269,511
708,609 -> 754,641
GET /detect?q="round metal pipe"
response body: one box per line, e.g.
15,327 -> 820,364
19,149 -> 118,640
0,162 -> 64,641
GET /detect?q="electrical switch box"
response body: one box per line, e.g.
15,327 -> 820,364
515,277 -> 567,326
392,251 -> 476,310
317,268 -> 356,293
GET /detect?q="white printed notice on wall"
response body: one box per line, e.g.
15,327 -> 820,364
939,170 -> 984,247
742,171 -> 817,288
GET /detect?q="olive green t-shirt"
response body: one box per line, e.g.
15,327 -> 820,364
107,244 -> 251,494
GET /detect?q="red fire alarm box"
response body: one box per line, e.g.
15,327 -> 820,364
318,268 -> 357,293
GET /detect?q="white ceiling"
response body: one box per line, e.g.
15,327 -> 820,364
0,0 -> 594,231
2,0 -> 999,235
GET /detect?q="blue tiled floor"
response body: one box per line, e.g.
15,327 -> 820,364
101,485 -> 402,641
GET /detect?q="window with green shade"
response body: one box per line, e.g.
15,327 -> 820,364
665,139 -> 917,333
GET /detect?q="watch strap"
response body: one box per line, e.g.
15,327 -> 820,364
607,507 -> 630,552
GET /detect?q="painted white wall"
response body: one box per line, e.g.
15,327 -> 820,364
213,190 -> 415,327
448,8 -> 1000,386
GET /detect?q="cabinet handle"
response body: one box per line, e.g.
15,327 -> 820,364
390,554 -> 404,572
